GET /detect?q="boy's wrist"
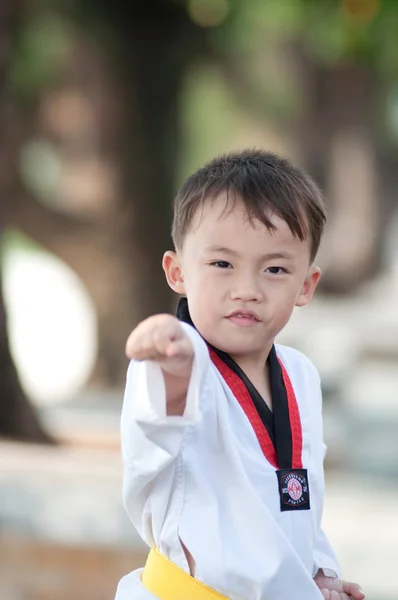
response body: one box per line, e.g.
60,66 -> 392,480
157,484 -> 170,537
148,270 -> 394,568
162,364 -> 193,416
314,567 -> 338,579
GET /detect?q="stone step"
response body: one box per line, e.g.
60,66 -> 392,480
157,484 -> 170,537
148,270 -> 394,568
0,533 -> 147,600
0,441 -> 143,549
1,443 -> 397,599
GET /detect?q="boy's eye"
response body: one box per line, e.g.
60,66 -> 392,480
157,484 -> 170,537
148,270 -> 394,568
210,260 -> 231,269
266,266 -> 287,275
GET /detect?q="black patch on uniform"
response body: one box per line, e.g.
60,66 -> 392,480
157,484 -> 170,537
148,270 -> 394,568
276,469 -> 310,512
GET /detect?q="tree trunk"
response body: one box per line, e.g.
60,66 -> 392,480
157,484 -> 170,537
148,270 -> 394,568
214,38 -> 395,294
0,261 -> 53,442
293,56 -> 393,293
0,1 -> 52,442
91,1 -> 206,327
5,1 -> 206,385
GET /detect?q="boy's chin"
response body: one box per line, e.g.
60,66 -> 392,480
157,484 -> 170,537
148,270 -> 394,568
209,336 -> 265,358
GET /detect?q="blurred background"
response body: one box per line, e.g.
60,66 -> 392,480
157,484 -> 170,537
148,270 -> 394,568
1,0 -> 397,598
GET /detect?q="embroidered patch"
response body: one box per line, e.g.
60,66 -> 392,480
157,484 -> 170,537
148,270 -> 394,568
276,469 -> 310,512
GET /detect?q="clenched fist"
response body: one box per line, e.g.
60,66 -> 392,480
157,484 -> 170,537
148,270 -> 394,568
125,315 -> 194,414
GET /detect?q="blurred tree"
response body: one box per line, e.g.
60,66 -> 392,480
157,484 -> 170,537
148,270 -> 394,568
6,1 -> 206,385
3,0 -> 398,427
211,0 -> 398,292
284,0 -> 398,293
0,2 -> 52,442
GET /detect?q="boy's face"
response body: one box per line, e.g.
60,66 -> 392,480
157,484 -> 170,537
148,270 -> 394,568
163,193 -> 320,365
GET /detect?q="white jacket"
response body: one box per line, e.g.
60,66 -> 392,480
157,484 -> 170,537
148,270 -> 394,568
116,323 -> 340,600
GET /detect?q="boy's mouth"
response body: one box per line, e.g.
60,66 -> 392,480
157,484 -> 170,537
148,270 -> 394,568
226,309 -> 261,326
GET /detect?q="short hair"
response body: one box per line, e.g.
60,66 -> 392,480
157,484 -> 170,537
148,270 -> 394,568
172,149 -> 326,262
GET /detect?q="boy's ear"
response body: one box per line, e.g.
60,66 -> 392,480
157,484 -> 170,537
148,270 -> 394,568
162,251 -> 186,294
295,266 -> 321,307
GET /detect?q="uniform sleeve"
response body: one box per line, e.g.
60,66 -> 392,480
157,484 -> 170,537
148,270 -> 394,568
312,443 -> 342,579
313,527 -> 341,578
120,322 -> 210,545
297,353 -> 341,579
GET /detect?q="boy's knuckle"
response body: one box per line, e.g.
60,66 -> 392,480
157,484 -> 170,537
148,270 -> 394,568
152,329 -> 161,342
142,339 -> 152,352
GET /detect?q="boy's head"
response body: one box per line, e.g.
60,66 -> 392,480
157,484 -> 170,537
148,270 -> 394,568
163,149 -> 326,363
172,149 -> 326,262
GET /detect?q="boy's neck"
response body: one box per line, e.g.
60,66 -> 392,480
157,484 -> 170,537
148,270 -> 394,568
229,342 -> 273,376
231,347 -> 273,411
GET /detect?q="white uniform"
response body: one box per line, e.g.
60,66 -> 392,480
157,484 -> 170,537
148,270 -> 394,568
116,323 -> 340,600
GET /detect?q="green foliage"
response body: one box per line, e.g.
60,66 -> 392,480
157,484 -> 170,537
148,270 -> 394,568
181,0 -> 398,143
178,65 -> 243,181
10,13 -> 71,99
9,0 -> 398,103
0,230 -> 41,261
19,139 -> 62,207
10,0 -> 398,105
214,0 -> 305,55
205,0 -> 398,76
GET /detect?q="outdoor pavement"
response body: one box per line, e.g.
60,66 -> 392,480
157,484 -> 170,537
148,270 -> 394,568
0,440 -> 397,600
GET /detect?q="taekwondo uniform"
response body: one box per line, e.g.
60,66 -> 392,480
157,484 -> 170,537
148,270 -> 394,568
115,299 -> 340,600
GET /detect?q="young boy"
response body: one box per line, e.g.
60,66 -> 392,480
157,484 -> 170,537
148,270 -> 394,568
116,150 -> 365,600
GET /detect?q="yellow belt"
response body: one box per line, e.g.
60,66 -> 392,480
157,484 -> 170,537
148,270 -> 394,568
142,547 -> 229,600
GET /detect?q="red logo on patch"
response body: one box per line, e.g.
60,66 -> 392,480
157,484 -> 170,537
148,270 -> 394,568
287,477 -> 303,501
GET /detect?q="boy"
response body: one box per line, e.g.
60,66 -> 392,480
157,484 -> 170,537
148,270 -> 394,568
116,150 -> 365,600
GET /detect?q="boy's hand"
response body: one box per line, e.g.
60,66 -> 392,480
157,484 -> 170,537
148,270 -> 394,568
314,572 -> 365,600
126,314 -> 193,377
126,315 -> 194,414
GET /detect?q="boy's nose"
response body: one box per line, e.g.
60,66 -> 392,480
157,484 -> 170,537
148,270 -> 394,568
230,276 -> 263,303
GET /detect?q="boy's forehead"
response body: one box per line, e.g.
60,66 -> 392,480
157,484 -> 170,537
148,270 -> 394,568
181,193 -> 312,259
188,194 -> 296,239
189,193 -> 260,230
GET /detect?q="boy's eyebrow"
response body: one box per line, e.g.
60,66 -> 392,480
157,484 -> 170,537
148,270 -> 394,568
203,245 -> 295,261
204,245 -> 239,256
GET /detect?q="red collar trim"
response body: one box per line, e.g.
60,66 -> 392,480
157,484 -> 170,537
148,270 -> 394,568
278,358 -> 303,469
209,348 -> 303,469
